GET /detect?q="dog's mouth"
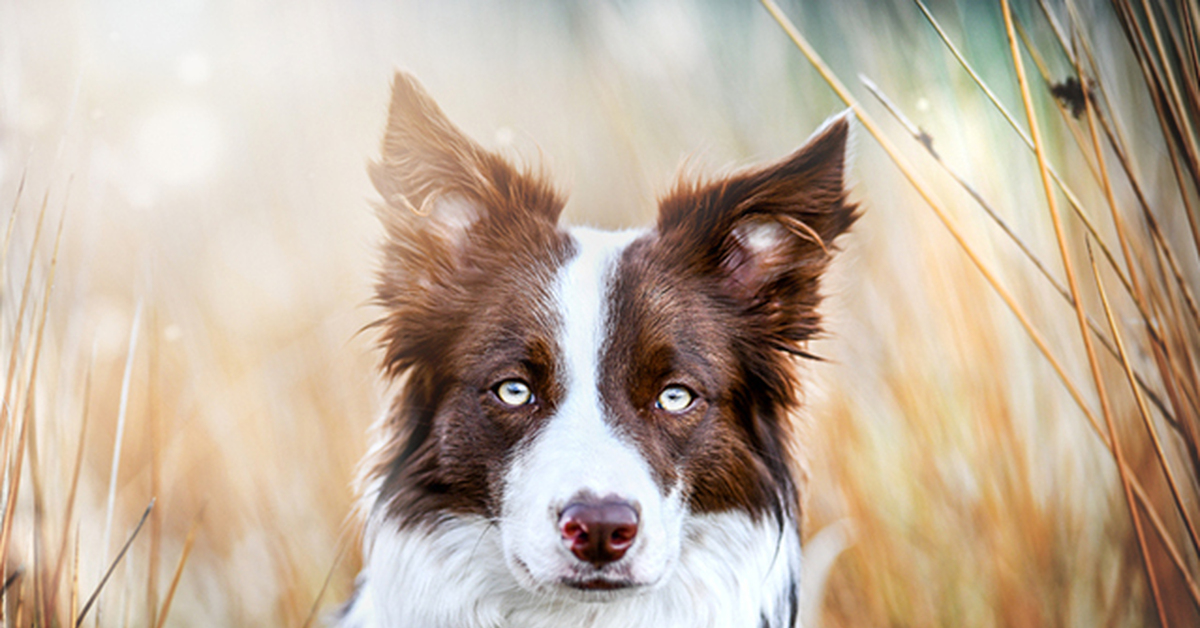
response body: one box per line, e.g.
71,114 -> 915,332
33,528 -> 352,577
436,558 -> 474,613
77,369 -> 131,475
511,554 -> 644,598
561,576 -> 637,591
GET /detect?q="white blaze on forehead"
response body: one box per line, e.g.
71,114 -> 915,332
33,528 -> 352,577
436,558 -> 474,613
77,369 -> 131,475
540,226 -> 646,498
500,226 -> 684,591
559,227 -> 635,391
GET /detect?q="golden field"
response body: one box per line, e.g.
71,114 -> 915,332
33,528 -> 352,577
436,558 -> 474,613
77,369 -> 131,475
1,0 -> 1198,625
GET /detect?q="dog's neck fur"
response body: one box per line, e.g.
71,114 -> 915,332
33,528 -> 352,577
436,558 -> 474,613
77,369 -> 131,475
340,509 -> 801,628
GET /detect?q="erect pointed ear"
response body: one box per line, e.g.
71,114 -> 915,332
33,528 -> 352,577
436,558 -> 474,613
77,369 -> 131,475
369,71 -> 564,248
371,72 -> 567,378
655,111 -> 858,353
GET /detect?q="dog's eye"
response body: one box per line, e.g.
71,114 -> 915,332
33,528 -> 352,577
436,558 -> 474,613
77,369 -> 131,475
495,379 -> 534,407
655,385 -> 694,413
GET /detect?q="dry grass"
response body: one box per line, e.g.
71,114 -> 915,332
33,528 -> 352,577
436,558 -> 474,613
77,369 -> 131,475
1,0 -> 1198,626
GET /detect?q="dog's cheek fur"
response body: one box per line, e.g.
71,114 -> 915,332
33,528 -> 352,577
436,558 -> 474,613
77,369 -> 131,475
602,241 -> 795,519
373,227 -> 571,525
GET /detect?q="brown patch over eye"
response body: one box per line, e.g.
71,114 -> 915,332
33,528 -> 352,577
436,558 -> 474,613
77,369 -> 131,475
600,235 -> 805,521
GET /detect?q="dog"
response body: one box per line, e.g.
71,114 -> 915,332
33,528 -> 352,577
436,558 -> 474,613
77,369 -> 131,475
338,72 -> 857,628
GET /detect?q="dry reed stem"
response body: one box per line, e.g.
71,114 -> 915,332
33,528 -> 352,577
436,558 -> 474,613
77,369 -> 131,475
965,1 -> 1200,419
1113,0 -> 1200,263
48,357 -> 92,623
1148,103 -> 1200,328
0,569 -> 21,598
1099,0 -> 1200,477
758,0 -> 1084,418
858,74 -> 1062,288
0,186 -> 51,616
1135,0 -> 1200,245
26,383 -> 43,626
1017,0 -> 1200,603
2,565 -> 21,628
911,0 -> 1136,300
1013,16 -> 1103,185
1075,49 -> 1200,430
98,302 -> 143,625
153,512 -> 200,628
1036,14 -> 1200,572
76,500 -> 154,628
859,73 -> 1176,428
0,187 -> 49,460
1034,0 -> 1072,64
1139,0 -> 1200,147
1074,29 -> 1200,337
1,163 -> 29,279
1067,0 -> 1200,336
0,370 -> 30,628
70,526 -> 78,626
1184,2 -> 1200,92
1072,12 -> 1200,565
1001,1 -> 1167,624
30,528 -> 38,628
1143,266 -> 1200,485
300,529 -> 350,628
1090,235 -> 1200,592
1185,1 -> 1200,78
762,0 -> 1200,612
1158,0 -> 1200,111
760,0 -> 1096,458
22,195 -> 67,624
146,309 -> 161,628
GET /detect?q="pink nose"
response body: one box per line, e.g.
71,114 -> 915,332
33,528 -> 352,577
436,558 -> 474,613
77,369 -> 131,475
558,500 -> 639,567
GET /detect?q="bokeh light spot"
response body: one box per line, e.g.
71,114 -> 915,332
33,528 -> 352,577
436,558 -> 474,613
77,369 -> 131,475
136,105 -> 222,186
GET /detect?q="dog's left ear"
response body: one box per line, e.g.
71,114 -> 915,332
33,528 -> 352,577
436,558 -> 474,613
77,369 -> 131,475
656,112 -> 858,351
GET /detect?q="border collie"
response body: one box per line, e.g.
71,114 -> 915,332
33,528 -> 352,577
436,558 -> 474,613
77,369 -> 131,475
338,72 -> 857,628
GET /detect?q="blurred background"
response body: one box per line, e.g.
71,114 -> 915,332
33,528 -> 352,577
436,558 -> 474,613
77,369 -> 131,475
2,0 -> 1199,625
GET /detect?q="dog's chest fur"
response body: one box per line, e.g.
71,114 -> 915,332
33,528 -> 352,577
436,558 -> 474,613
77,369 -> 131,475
338,72 -> 855,628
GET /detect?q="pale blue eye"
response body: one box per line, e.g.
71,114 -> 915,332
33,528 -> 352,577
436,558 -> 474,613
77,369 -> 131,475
496,379 -> 533,406
656,385 -> 694,413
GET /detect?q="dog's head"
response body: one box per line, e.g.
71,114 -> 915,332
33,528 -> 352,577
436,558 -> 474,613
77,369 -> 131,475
366,72 -> 855,599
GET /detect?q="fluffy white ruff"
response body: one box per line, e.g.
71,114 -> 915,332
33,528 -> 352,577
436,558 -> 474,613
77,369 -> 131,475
338,509 -> 801,628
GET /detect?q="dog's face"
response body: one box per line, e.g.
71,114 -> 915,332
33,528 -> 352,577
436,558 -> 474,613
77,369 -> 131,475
366,72 -> 854,600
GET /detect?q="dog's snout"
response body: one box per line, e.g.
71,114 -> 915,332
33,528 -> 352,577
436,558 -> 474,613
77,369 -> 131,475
558,500 -> 639,567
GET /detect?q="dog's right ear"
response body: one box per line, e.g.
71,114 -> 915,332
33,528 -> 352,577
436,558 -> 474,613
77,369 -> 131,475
370,71 -> 563,253
371,73 -> 565,378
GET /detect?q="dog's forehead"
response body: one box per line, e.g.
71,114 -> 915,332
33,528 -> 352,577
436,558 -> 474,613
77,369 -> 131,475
549,227 -> 642,377
550,225 -> 726,377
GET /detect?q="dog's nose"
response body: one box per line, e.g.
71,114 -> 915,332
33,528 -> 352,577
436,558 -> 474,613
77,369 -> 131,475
558,500 -> 639,567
